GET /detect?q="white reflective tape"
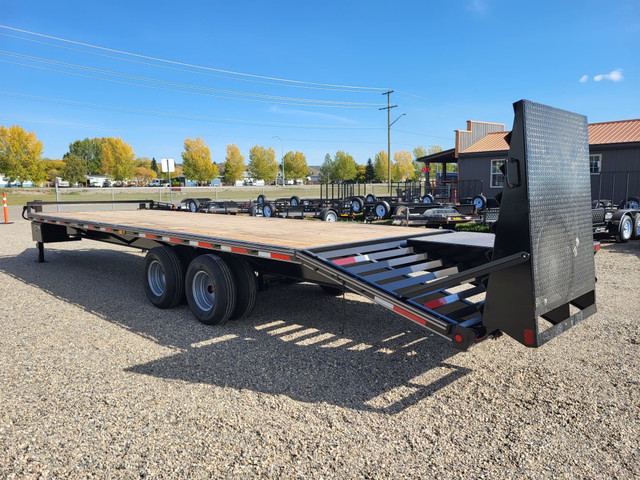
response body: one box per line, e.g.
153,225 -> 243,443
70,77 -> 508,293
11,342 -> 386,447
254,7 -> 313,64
221,245 -> 232,252
353,254 -> 370,263
189,240 -> 199,247
374,296 -> 394,310
258,251 -> 271,258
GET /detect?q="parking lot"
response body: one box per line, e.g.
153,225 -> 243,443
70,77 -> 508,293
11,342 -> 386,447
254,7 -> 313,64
1,206 -> 639,478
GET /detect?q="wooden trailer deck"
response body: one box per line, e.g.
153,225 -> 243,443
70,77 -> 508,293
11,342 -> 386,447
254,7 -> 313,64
32,210 -> 428,250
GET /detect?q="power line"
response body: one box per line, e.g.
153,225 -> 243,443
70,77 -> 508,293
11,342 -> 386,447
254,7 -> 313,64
0,32 -> 377,94
1,59 -> 380,109
0,50 -> 385,107
0,25 -> 389,92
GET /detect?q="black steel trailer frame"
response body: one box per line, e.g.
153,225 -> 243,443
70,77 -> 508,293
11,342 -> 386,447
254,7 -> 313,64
24,100 -> 598,351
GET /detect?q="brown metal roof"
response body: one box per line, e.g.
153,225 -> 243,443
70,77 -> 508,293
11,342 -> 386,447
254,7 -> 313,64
588,119 -> 640,145
460,118 -> 640,154
461,131 -> 510,153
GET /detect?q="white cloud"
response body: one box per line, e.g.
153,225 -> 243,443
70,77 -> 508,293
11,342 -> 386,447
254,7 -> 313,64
579,75 -> 589,83
594,69 -> 624,82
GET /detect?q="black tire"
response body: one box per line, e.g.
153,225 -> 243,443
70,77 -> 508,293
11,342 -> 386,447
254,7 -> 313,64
619,196 -> 640,209
632,214 -> 640,240
374,201 -> 391,219
290,196 -> 301,206
257,194 -> 266,204
615,215 -> 633,243
220,255 -> 258,320
320,284 -> 343,296
422,194 -> 435,204
472,194 -> 487,211
365,194 -> 377,203
321,209 -> 338,222
186,199 -> 199,213
185,254 -> 237,325
351,197 -> 364,213
142,246 -> 185,309
262,203 -> 275,218
394,205 -> 409,217
248,205 -> 257,216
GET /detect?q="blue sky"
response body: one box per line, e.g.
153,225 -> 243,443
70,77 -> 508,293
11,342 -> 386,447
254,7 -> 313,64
1,0 -> 638,166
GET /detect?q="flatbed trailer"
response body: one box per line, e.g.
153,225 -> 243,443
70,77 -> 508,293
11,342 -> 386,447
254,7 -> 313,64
24,100 -> 598,351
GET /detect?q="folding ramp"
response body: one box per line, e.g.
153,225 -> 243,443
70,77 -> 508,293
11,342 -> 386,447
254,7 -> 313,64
299,99 -> 597,350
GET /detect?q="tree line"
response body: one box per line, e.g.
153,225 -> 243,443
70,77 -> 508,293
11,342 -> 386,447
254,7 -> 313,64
0,124 -> 444,186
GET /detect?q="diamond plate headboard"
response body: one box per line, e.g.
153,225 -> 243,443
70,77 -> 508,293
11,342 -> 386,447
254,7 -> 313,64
483,100 -> 596,346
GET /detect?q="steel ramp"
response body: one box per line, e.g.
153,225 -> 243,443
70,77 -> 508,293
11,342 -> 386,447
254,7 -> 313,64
299,233 -> 529,349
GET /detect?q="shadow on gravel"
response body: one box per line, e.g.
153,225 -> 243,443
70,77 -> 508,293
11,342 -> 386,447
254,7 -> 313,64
2,246 -> 470,414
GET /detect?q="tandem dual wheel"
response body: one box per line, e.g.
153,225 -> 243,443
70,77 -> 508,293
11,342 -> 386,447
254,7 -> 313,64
142,247 -> 258,325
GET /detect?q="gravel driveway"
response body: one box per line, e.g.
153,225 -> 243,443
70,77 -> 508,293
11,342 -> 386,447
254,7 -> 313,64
1,206 -> 638,479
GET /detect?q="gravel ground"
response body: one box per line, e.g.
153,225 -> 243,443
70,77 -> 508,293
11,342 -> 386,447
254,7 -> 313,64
0,205 -> 639,479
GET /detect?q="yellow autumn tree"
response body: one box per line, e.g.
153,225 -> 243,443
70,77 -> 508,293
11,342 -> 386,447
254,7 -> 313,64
0,125 -> 45,184
394,150 -> 414,181
101,137 -> 135,181
181,137 -> 218,185
283,151 -> 308,183
223,144 -> 245,183
373,150 -> 388,182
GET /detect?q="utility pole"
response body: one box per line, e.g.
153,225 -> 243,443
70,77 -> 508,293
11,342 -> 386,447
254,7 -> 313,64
380,90 -> 397,194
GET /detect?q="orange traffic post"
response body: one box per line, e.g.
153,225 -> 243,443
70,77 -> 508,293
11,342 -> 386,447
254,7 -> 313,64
2,192 -> 10,224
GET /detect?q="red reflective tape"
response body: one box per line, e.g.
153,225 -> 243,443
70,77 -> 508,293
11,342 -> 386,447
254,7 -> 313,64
231,247 -> 248,254
524,329 -> 535,346
392,305 -> 427,326
424,296 -> 443,309
105,227 -> 113,232
198,242 -> 213,249
88,225 -> 98,230
169,237 -> 182,244
271,253 -> 291,261
333,257 -> 355,266
145,234 -> 155,239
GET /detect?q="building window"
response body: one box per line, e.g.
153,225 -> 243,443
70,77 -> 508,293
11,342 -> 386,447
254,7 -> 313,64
589,154 -> 601,174
490,159 -> 505,188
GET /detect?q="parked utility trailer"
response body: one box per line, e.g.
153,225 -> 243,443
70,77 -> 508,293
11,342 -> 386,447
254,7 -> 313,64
592,201 -> 640,242
253,194 -> 355,221
25,100 -> 597,350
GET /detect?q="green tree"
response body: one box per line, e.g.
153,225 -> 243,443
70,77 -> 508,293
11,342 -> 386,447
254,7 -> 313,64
355,164 -> 367,182
373,150 -> 388,182
0,125 -> 44,184
248,145 -> 277,182
135,157 -> 152,169
61,153 -> 88,185
101,137 -> 135,181
394,150 -> 414,181
283,151 -> 308,183
68,138 -> 103,175
150,157 -> 159,174
364,158 -> 375,182
333,151 -> 357,181
223,144 -> 245,183
319,153 -> 334,182
181,137 -> 218,184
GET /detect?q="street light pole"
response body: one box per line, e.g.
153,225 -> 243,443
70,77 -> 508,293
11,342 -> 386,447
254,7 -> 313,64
273,136 -> 284,186
380,91 -> 397,194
